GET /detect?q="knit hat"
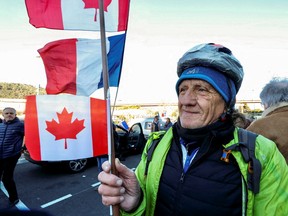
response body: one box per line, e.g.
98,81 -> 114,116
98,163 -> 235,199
175,66 -> 236,106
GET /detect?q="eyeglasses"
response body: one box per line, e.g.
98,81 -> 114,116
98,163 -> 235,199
4,112 -> 15,115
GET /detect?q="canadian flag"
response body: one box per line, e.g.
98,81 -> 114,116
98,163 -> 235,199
25,95 -> 108,161
25,0 -> 130,32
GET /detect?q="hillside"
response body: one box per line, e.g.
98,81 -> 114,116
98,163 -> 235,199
0,82 -> 46,99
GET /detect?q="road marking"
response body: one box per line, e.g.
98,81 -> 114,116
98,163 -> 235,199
0,181 -> 30,211
16,201 -> 30,211
2,165 -> 138,210
91,182 -> 101,187
38,181 -> 103,209
41,194 -> 72,209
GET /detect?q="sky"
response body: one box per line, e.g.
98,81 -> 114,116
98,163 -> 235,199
1,0 -> 288,104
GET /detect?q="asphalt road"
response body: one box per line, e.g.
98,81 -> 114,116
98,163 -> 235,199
0,154 -> 141,216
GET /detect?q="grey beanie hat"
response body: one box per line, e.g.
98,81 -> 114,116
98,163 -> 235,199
177,43 -> 244,93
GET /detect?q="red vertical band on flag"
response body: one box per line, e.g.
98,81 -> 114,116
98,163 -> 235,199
25,95 -> 41,161
90,98 -> 108,156
38,39 -> 78,95
118,0 -> 130,31
25,0 -> 64,29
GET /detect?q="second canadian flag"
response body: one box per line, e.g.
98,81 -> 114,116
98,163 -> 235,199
25,95 -> 108,161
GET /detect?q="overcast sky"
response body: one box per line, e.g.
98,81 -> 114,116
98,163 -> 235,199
1,0 -> 288,103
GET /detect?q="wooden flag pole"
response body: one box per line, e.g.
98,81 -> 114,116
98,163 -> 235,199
98,0 -> 119,216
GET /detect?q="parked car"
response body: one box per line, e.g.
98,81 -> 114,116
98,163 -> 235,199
22,150 -> 94,173
115,123 -> 147,155
128,117 -> 166,139
23,123 -> 147,173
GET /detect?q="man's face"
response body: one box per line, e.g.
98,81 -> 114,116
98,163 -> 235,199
178,79 -> 226,129
3,108 -> 16,122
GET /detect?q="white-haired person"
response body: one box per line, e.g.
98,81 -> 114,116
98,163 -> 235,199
247,77 -> 288,164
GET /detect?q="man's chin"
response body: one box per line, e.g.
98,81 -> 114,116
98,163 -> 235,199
180,118 -> 202,129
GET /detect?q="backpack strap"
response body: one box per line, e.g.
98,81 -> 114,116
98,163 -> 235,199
239,128 -> 262,194
223,128 -> 261,194
144,132 -> 165,176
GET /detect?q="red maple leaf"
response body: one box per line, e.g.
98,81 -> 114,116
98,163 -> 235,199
82,0 -> 112,21
46,108 -> 85,149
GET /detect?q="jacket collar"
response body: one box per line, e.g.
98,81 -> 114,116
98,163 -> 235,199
262,102 -> 288,117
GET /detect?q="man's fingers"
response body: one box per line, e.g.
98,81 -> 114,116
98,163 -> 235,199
98,184 -> 125,197
98,171 -> 123,186
101,195 -> 124,206
101,160 -> 111,172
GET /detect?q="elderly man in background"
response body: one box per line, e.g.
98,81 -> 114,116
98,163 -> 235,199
247,77 -> 288,163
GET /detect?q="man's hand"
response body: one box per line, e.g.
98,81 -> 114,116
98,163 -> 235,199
98,158 -> 141,212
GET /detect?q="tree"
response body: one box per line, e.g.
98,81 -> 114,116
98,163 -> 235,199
0,82 -> 46,99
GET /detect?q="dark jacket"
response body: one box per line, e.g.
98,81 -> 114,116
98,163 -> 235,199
0,117 -> 24,159
155,121 -> 242,216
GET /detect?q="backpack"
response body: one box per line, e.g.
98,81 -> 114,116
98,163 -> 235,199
144,128 -> 261,194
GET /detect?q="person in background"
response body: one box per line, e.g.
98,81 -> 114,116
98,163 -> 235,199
163,117 -> 173,131
151,115 -> 160,132
97,43 -> 288,215
0,107 -> 24,207
247,77 -> 288,163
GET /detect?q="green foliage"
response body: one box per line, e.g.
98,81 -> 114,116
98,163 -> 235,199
170,109 -> 179,119
242,102 -> 251,113
0,82 -> 46,99
116,105 -> 141,110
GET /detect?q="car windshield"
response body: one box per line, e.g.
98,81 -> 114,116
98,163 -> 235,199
130,124 -> 141,134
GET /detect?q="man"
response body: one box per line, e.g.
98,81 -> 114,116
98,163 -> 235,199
98,43 -> 288,215
247,77 -> 288,163
163,117 -> 173,131
151,115 -> 160,132
0,107 -> 24,207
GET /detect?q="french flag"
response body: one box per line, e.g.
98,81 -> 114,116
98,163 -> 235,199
25,95 -> 108,161
38,33 -> 126,96
25,0 -> 130,32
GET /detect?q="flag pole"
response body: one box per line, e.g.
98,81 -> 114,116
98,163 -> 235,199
98,1 -> 119,216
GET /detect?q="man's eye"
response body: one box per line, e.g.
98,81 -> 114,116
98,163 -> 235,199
179,87 -> 185,93
198,87 -> 207,92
